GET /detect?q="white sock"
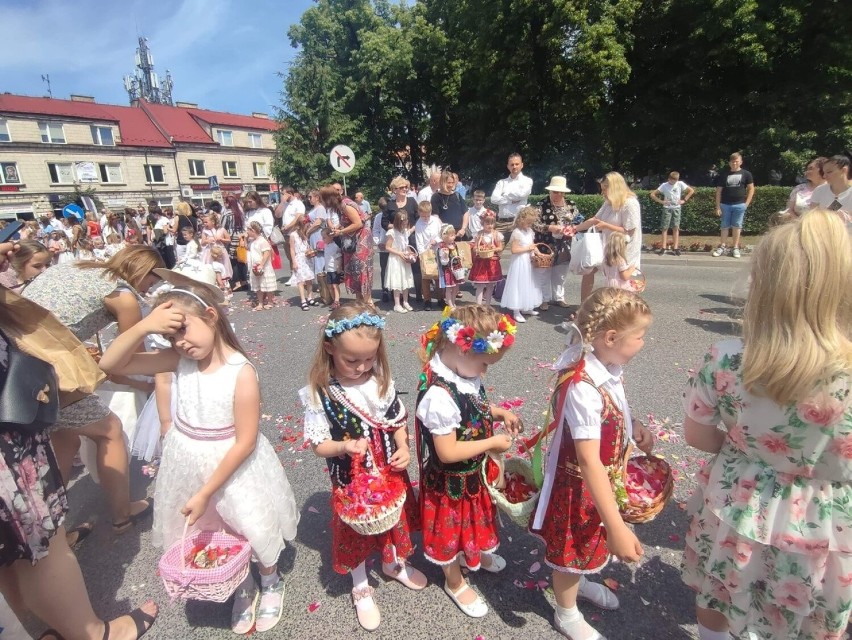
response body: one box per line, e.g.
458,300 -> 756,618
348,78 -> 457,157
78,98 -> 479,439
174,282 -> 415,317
697,623 -> 730,640
260,571 -> 279,589
351,561 -> 369,591
555,604 -> 581,623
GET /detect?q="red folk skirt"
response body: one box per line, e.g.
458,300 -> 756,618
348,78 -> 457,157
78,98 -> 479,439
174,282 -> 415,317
421,476 -> 499,568
469,255 -> 502,284
528,464 -> 610,573
331,474 -> 420,574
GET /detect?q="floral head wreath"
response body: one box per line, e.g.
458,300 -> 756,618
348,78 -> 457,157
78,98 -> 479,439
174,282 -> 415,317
325,312 -> 385,338
479,208 -> 497,222
421,306 -> 517,357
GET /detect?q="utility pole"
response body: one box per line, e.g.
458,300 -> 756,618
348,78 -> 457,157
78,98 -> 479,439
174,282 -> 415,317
41,74 -> 52,98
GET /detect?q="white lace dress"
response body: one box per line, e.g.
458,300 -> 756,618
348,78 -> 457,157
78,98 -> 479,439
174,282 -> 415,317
152,353 -> 299,567
501,227 -> 542,311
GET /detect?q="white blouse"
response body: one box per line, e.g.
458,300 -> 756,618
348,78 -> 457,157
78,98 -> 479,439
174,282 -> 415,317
560,352 -> 633,441
415,354 -> 482,436
300,377 -> 398,445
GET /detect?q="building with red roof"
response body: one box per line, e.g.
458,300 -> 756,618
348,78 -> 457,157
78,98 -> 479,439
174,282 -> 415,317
0,93 -> 279,220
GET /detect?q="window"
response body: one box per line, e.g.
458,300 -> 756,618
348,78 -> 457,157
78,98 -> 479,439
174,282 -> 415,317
98,163 -> 123,183
39,122 -> 66,144
90,125 -> 114,146
253,162 -> 268,178
0,162 -> 20,184
0,120 -> 10,143
188,159 -> 206,177
144,164 -> 166,183
248,133 -> 262,149
222,161 -> 238,178
47,162 -> 74,184
217,130 -> 233,146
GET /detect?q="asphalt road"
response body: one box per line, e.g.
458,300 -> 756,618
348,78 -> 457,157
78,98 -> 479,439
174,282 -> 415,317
50,252 -> 751,640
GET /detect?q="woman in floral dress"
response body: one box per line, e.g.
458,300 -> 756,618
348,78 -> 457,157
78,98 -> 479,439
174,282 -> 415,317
321,186 -> 374,307
681,209 -> 852,640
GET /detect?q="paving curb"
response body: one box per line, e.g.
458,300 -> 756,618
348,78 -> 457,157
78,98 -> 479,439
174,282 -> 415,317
640,252 -> 751,266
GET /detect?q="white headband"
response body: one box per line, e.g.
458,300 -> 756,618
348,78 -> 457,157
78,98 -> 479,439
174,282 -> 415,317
169,288 -> 211,309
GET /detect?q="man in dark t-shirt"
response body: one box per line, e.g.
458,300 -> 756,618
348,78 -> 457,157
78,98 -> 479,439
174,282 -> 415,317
712,152 -> 754,258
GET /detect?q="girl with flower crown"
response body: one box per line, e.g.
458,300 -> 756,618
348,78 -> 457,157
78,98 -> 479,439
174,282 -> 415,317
416,304 -> 523,618
527,287 -> 654,640
300,301 -> 426,632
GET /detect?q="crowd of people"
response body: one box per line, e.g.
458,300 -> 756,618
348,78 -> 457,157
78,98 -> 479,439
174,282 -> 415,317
0,149 -> 849,640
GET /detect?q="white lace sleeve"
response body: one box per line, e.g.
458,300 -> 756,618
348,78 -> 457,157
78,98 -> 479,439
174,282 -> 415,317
299,386 -> 332,445
415,386 -> 461,436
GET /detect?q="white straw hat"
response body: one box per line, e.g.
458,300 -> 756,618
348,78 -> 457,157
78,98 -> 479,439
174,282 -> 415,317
153,261 -> 225,304
544,176 -> 572,193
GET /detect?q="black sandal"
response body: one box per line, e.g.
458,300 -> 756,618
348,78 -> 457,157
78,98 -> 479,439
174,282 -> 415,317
101,604 -> 157,640
307,298 -> 320,306
66,522 -> 94,549
113,499 -> 154,533
300,301 -> 309,310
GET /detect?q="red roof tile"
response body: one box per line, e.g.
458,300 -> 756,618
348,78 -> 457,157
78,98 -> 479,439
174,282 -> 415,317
140,100 -> 216,145
0,94 -> 172,148
185,108 -> 278,132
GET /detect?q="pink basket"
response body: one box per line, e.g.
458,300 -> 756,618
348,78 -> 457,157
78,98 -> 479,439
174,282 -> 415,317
158,520 -> 252,603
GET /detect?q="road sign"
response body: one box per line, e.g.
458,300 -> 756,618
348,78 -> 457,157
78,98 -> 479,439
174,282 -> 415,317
208,175 -> 220,190
329,145 -> 355,174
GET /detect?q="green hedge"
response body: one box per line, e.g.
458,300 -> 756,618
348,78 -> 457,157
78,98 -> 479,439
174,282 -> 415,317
487,186 -> 790,235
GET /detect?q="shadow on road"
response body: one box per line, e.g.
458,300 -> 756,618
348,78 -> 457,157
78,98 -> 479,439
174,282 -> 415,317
685,318 -> 740,336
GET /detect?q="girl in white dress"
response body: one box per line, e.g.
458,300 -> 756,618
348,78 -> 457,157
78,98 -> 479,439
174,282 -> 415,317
289,217 -> 318,310
601,231 -> 638,290
501,206 -> 543,322
247,222 -> 277,310
384,211 -> 415,313
99,276 -> 300,635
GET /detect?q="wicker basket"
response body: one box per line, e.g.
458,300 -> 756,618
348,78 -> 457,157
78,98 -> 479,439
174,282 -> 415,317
405,245 -> 419,264
335,453 -> 406,536
482,454 -> 540,527
158,521 -> 252,603
531,243 -> 554,268
476,248 -> 496,259
620,455 -> 673,524
450,256 -> 467,282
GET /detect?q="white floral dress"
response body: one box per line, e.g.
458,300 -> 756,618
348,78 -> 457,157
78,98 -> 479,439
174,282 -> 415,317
682,338 -> 852,639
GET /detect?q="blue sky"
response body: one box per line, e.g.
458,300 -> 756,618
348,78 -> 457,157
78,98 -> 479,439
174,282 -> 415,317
0,0 -> 314,115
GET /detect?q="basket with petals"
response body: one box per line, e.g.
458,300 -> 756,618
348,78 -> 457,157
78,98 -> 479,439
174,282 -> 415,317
628,269 -> 646,293
531,243 -> 554,268
334,453 -> 406,536
450,256 -> 467,282
405,245 -> 419,264
158,520 -> 252,602
617,455 -> 673,524
482,454 -> 540,527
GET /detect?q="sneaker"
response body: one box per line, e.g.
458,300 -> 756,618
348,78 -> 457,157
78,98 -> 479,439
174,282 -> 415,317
513,311 -> 526,323
711,246 -> 727,257
423,302 -> 433,311
403,301 -> 413,311
673,248 -> 681,256
656,248 -> 665,256
527,309 -> 539,316
393,305 -> 408,313
732,247 -> 741,258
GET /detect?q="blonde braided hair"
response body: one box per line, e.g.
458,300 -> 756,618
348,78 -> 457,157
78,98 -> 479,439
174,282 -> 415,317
575,288 -> 651,347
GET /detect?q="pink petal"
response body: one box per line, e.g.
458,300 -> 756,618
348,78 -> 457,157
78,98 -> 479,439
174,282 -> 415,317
603,578 -> 620,591
307,601 -> 322,613
669,534 -> 681,542
529,561 -> 541,573
308,506 -> 320,514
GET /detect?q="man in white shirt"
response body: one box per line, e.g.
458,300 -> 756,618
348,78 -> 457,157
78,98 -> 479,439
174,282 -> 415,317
418,172 -> 441,203
490,153 -> 534,241
354,191 -> 372,216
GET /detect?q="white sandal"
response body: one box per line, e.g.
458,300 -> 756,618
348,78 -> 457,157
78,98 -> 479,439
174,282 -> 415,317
443,581 -> 488,618
554,609 -> 607,640
577,576 -> 619,610
230,582 -> 259,635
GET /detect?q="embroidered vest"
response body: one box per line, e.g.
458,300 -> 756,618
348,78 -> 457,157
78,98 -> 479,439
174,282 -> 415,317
417,371 -> 493,499
318,380 -> 405,488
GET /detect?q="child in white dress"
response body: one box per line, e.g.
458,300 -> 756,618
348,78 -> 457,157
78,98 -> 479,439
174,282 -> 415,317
290,217 -> 318,310
99,275 -> 300,635
601,232 -> 638,290
247,222 -> 276,310
384,211 -> 415,313
501,206 -> 543,322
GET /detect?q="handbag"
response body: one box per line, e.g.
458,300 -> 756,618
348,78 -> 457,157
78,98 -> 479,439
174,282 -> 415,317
419,248 -> 438,278
268,226 -> 285,245
0,336 -> 59,433
340,234 -> 358,254
455,241 -> 473,269
270,243 -> 283,270
554,239 -> 571,266
569,228 -> 604,275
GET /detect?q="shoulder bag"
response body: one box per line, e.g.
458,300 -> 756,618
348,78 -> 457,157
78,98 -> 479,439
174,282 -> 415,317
0,335 -> 59,434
